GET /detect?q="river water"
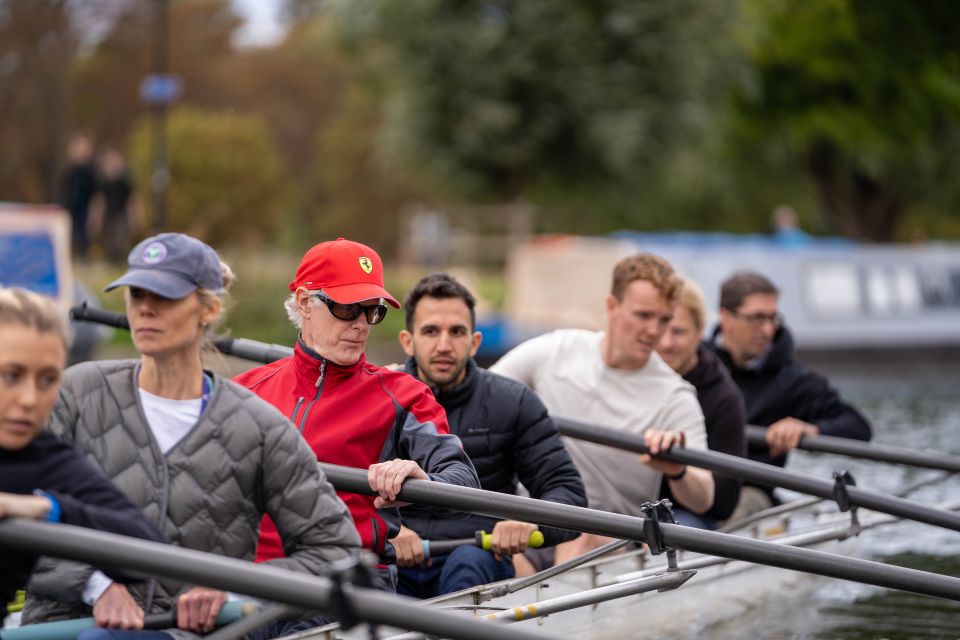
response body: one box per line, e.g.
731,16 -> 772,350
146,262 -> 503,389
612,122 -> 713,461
709,361 -> 960,639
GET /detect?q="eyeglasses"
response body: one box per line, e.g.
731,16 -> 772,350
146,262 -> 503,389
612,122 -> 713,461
311,291 -> 388,325
732,311 -> 783,328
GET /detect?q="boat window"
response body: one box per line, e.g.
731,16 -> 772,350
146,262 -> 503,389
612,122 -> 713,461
865,267 -> 893,315
805,264 -> 861,317
918,268 -> 957,308
894,267 -> 921,313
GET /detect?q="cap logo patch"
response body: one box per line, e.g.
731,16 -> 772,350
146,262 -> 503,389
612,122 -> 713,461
142,242 -> 168,264
358,256 -> 373,274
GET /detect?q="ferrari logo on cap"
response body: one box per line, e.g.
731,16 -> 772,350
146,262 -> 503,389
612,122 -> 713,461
358,257 -> 373,274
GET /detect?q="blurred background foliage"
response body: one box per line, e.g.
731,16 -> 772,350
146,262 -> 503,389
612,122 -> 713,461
4,0 -> 960,257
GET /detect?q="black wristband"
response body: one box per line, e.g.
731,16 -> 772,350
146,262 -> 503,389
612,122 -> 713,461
664,466 -> 687,481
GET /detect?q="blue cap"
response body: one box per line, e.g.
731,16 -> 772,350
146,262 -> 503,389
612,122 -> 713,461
105,233 -> 223,299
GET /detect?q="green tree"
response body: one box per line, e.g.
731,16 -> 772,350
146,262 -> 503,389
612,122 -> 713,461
0,0 -> 76,202
332,0 -> 738,217
735,0 -> 960,240
129,107 -> 290,245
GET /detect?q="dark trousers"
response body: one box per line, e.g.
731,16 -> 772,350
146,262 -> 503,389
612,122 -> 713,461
397,545 -> 515,599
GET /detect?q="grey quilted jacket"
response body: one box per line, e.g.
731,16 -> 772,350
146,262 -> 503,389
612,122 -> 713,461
23,359 -> 360,631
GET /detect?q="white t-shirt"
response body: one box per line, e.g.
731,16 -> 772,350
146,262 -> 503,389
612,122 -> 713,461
491,329 -> 706,518
138,388 -> 203,454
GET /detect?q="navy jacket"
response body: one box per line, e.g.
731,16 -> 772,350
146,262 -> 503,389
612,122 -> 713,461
707,325 -> 871,484
401,358 -> 586,547
661,344 -> 746,520
0,432 -> 166,604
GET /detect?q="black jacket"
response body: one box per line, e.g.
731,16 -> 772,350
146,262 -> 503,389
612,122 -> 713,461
707,325 -> 872,476
661,344 -> 746,521
402,358 -> 586,547
0,432 -> 167,604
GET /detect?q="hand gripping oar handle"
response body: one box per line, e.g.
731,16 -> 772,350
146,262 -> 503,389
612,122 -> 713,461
555,416 -> 960,534
66,306 -> 960,532
422,530 -> 545,559
69,304 -> 294,363
0,600 -> 255,640
320,463 -> 960,602
744,424 -> 960,473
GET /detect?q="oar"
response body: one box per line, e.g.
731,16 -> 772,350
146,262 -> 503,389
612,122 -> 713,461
745,424 -> 960,473
423,530 -> 544,559
554,416 -> 960,534
0,519 -> 546,640
0,601 -> 256,640
69,303 -> 295,364
66,309 -> 960,532
319,463 -> 960,601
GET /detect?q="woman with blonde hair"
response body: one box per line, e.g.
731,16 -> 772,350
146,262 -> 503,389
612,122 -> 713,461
0,287 -> 165,609
656,277 -> 747,528
23,233 -> 360,639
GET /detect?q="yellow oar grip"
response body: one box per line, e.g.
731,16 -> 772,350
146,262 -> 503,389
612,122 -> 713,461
479,529 -> 544,550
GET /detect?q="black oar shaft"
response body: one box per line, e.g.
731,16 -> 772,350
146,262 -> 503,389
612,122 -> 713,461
0,520 -> 544,640
69,304 -> 295,364
745,425 -> 960,473
555,417 -> 960,533
322,464 -> 960,601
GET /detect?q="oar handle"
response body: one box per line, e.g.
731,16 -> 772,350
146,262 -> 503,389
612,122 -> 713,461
479,529 -> 544,551
0,600 -> 254,640
421,530 -> 544,559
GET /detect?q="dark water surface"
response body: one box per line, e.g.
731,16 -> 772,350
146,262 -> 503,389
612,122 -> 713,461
715,361 -> 960,639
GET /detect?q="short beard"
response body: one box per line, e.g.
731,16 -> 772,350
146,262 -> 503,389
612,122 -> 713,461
417,358 -> 468,391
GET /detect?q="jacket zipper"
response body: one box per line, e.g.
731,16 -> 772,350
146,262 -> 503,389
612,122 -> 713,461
289,397 -> 305,424
298,360 -> 326,435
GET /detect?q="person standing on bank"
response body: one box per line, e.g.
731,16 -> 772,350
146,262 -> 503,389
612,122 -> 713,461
234,239 -> 478,589
0,287 -> 166,609
706,270 -> 871,518
391,273 -> 586,597
23,233 -> 360,639
656,278 -> 746,528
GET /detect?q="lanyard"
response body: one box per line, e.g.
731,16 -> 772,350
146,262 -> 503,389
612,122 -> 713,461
200,373 -> 213,414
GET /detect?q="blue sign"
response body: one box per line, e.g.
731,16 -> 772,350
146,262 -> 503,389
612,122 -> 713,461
0,232 -> 60,297
140,74 -> 183,105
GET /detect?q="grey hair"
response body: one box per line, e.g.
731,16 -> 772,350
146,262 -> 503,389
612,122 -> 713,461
284,290 -> 325,329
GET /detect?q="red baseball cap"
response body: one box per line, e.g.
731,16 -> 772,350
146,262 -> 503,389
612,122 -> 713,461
289,238 -> 400,308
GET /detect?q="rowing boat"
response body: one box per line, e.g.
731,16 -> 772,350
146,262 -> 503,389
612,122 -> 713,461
299,475 -> 958,640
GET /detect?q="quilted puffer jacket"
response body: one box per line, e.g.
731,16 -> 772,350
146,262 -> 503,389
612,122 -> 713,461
401,358 -> 586,547
23,360 -> 360,632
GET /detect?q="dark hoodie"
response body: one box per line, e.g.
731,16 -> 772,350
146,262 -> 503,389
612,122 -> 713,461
660,344 -> 746,521
401,357 -> 586,547
1,432 -> 166,605
707,325 -> 872,482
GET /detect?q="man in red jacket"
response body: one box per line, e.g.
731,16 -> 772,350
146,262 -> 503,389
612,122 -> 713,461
234,238 -> 478,589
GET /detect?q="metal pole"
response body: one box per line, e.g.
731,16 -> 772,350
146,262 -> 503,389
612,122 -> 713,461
0,520 -> 546,640
386,571 -> 696,640
491,539 -> 632,597
480,571 -> 695,623
320,464 -> 960,601
65,309 -> 960,530
150,0 -> 170,230
745,424 -> 960,473
555,416 -> 960,533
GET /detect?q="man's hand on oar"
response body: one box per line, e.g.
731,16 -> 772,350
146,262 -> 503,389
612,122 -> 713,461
391,525 -> 427,567
490,520 -> 540,560
767,417 -> 819,457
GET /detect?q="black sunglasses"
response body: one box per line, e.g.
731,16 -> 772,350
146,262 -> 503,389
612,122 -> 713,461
311,291 -> 388,325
